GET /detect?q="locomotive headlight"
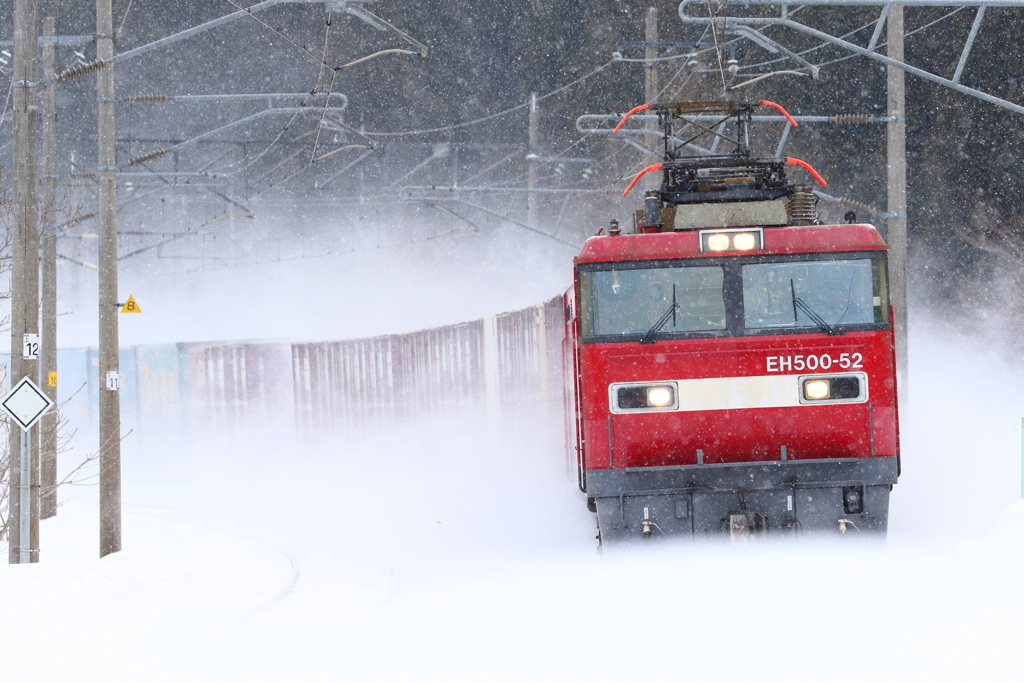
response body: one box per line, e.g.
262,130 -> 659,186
802,379 -> 830,400
732,232 -> 757,250
611,382 -> 678,412
705,233 -> 730,251
699,228 -> 763,252
646,386 -> 674,407
799,374 -> 867,404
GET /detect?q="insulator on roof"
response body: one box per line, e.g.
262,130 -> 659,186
787,185 -> 818,226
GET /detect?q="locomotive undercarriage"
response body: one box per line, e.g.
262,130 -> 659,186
588,456 -> 897,545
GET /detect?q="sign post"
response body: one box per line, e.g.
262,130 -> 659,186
3,377 -> 55,563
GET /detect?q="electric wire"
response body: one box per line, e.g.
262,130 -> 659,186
512,63 -> 702,195
224,0 -> 330,69
811,7 -> 967,71
613,53 -> 701,63
706,0 -> 729,90
738,7 -> 966,74
738,16 -> 882,72
314,13 -> 333,94
729,70 -> 811,89
368,60 -> 617,137
0,75 -> 13,132
310,16 -> 336,162
116,0 -> 135,39
496,30 -> 708,190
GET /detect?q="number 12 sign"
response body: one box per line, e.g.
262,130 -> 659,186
23,334 -> 39,360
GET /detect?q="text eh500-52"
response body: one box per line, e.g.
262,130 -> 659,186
767,353 -> 863,373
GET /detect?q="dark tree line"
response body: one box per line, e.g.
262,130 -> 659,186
5,1 -> 1024,324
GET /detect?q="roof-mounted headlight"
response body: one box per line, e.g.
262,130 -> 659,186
699,228 -> 763,253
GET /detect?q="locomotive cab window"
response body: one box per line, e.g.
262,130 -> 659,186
577,253 -> 889,343
579,265 -> 726,340
742,258 -> 889,333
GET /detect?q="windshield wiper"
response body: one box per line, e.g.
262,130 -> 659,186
790,279 -> 843,336
640,284 -> 678,344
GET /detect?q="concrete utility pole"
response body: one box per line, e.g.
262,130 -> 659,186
78,0 -> 372,558
644,7 -> 660,190
40,16 -> 58,520
96,0 -> 122,558
9,0 -> 41,564
527,91 -> 539,228
644,7 -> 659,104
886,6 -> 909,404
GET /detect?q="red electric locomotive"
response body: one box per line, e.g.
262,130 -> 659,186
563,101 -> 899,543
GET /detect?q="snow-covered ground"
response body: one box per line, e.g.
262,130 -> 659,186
4,230 -> 1024,681
3,322 -> 1023,682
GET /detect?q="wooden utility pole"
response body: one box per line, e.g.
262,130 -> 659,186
40,16 -> 58,520
886,6 -> 909,403
97,0 -> 122,557
9,0 -> 41,564
527,91 -> 539,228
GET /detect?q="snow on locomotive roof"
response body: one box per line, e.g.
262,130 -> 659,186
574,224 -> 888,264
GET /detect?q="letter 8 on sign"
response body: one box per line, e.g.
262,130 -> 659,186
120,295 -> 142,314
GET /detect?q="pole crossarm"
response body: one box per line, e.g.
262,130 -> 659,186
677,1 -> 1024,117
681,0 -> 1023,5
337,2 -> 429,56
115,106 -> 351,171
0,35 -> 93,48
730,25 -> 820,78
577,113 -> 897,132
119,92 -> 348,108
108,0 -> 426,66
109,0 -> 326,65
404,185 -> 611,195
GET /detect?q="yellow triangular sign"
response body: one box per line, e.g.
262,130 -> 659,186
120,295 -> 141,313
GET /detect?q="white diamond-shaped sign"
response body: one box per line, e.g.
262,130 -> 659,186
2,377 -> 54,431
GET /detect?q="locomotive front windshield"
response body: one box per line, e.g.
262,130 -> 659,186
579,255 -> 889,342
582,266 -> 727,336
743,259 -> 888,330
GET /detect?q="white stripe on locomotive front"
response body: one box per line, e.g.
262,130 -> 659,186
609,372 -> 868,414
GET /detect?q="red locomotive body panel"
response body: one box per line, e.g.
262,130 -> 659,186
575,224 -> 887,264
578,331 -> 897,470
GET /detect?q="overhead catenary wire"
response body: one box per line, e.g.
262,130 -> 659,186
223,0 -> 422,71
485,41 -> 707,190
367,20 -> 713,142
613,52 -> 701,63
738,14 -> 883,72
810,7 -> 967,71
729,70 -> 810,89
737,6 -> 966,74
706,0 -> 729,91
115,0 -> 135,38
224,0 -> 334,69
0,74 -> 12,131
368,60 -> 617,137
310,15 -> 336,163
